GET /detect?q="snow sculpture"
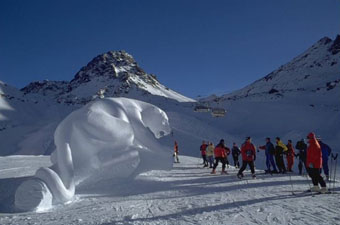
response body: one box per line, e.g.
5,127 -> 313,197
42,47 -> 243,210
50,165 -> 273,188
15,97 -> 172,211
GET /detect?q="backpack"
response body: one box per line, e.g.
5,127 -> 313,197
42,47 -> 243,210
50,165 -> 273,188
246,149 -> 253,157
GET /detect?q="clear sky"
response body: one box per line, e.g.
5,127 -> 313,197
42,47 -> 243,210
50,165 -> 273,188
0,0 -> 339,98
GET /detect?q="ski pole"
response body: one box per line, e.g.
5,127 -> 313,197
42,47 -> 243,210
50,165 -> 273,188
332,153 -> 338,192
289,170 -> 295,195
329,155 -> 333,183
305,169 -> 315,197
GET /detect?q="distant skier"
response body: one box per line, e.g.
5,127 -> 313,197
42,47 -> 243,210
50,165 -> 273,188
174,141 -> 179,163
306,132 -> 327,193
237,137 -> 256,179
275,137 -> 287,173
231,142 -> 241,168
295,139 -> 307,175
206,142 -> 215,168
259,137 -> 278,174
211,139 -> 227,174
200,141 -> 208,167
318,139 -> 332,180
286,140 -> 295,172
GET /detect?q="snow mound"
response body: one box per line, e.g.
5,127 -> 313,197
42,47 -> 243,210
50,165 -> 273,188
14,97 -> 173,211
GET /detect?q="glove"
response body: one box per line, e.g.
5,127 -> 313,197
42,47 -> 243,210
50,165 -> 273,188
309,163 -> 314,168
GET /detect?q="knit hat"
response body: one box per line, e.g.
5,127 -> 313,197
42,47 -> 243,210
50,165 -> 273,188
307,132 -> 316,139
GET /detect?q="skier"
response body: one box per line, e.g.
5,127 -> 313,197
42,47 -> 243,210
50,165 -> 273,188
206,142 -> 215,168
259,137 -> 278,174
306,132 -> 327,193
275,137 -> 288,173
174,141 -> 179,163
200,141 -> 208,167
318,139 -> 332,180
286,140 -> 295,172
231,142 -> 241,168
295,139 -> 307,175
237,137 -> 256,179
211,139 -> 227,174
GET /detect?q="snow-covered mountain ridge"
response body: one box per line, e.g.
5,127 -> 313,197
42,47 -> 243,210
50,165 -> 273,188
218,35 -> 340,101
21,50 -> 194,104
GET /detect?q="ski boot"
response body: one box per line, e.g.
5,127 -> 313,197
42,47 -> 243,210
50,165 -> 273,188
310,185 -> 320,192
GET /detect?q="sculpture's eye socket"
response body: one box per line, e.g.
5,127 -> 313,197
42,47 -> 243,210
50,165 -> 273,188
159,131 -> 165,137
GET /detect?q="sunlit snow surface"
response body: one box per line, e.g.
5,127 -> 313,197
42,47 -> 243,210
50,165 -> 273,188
13,97 -> 173,211
1,155 -> 339,225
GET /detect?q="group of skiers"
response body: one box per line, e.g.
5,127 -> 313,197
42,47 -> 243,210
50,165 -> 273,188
192,132 -> 334,193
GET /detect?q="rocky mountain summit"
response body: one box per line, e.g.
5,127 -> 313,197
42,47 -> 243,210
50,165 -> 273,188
21,50 -> 193,104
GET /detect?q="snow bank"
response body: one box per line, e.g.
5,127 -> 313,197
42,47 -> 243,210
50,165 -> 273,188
14,97 -> 173,211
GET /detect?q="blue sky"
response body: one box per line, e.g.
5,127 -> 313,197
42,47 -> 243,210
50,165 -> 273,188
0,0 -> 339,98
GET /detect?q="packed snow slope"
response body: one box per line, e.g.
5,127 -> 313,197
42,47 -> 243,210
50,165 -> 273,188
1,155 -> 339,225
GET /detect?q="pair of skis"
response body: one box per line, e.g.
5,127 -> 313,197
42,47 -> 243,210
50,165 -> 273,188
291,189 -> 339,197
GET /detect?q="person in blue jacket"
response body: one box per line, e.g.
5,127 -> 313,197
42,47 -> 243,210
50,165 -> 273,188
259,137 -> 278,174
318,139 -> 332,180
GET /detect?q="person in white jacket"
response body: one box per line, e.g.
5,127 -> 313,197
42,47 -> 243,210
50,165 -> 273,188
206,142 -> 215,168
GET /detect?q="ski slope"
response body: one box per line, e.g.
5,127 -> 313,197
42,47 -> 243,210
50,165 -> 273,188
0,155 -> 339,225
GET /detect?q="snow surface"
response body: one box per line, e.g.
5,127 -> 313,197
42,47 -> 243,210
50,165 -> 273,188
1,155 -> 339,225
14,98 -> 173,211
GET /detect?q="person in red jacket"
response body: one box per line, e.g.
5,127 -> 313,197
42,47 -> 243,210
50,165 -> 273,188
200,141 -> 208,167
306,132 -> 327,193
286,140 -> 295,172
174,141 -> 179,163
211,139 -> 227,174
237,137 -> 256,179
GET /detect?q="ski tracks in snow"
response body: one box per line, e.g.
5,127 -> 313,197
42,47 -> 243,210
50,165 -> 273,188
1,155 -> 340,225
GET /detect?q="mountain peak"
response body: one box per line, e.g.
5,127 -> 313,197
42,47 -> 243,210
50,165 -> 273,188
21,51 -> 194,104
317,36 -> 332,45
70,50 -> 146,85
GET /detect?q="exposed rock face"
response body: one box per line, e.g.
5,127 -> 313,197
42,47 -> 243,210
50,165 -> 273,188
21,50 -> 193,105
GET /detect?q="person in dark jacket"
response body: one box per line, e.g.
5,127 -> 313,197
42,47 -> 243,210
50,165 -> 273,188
306,132 -> 327,193
237,137 -> 256,179
275,137 -> 287,173
318,139 -> 332,180
231,142 -> 241,168
295,139 -> 307,175
259,137 -> 278,174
